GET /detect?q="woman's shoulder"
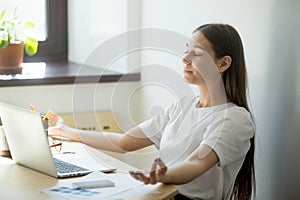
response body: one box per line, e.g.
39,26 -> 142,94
226,104 -> 252,118
224,104 -> 255,129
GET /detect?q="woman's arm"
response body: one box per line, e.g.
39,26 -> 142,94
48,113 -> 154,153
129,144 -> 219,184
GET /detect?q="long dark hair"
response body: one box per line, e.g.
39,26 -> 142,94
194,24 -> 255,200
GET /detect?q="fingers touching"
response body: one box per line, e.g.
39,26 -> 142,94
129,158 -> 168,185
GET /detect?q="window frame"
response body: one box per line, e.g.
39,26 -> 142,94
24,0 -> 68,62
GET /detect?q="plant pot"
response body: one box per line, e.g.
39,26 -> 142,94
0,43 -> 24,74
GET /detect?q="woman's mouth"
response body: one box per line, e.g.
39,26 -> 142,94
184,67 -> 193,73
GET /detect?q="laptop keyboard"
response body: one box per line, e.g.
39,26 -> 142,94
53,158 -> 89,174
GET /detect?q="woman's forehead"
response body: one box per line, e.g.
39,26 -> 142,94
187,31 -> 210,49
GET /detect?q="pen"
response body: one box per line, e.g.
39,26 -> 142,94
29,104 -> 35,112
43,110 -> 53,120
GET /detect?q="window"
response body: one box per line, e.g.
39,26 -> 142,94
0,0 -> 67,62
25,0 -> 67,62
0,0 -> 47,41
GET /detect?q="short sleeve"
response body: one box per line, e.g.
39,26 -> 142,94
201,108 -> 255,167
138,102 -> 177,148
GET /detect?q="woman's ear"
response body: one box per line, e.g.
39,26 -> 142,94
218,55 -> 232,72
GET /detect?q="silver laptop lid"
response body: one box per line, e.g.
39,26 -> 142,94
0,102 -> 58,178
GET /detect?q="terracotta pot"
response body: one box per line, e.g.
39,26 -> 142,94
0,43 -> 24,74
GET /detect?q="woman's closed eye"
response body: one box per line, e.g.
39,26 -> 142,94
193,48 -> 203,56
184,49 -> 203,56
185,43 -> 204,56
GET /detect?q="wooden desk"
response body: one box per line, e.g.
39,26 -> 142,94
0,142 -> 178,200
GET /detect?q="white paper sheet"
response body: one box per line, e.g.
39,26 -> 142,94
41,171 -> 158,200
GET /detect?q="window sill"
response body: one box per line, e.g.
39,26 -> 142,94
0,62 -> 140,87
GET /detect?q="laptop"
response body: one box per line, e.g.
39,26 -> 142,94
0,101 -> 116,178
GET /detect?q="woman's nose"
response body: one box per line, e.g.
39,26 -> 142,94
182,55 -> 191,65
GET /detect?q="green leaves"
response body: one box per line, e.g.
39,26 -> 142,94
0,40 -> 8,48
25,22 -> 35,28
25,37 -> 38,56
0,7 -> 39,56
0,10 -> 6,21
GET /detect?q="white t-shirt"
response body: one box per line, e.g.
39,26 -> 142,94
138,96 -> 255,200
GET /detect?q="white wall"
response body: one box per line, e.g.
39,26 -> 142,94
68,0 -> 129,73
68,0 -> 142,74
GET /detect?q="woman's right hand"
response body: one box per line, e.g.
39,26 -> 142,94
48,112 -> 66,137
48,113 -> 81,142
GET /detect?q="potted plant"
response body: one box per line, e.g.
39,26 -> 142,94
0,7 -> 39,74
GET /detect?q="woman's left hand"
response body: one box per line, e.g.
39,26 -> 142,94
129,158 -> 167,184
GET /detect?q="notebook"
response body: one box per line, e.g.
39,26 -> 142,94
0,102 -> 116,178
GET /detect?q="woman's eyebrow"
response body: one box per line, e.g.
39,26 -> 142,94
186,42 -> 205,50
193,45 -> 205,50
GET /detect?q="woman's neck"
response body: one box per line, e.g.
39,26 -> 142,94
197,83 -> 228,108
198,93 -> 212,108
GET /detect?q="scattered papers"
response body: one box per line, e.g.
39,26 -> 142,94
41,171 -> 159,200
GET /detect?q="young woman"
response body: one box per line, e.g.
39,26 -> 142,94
49,23 -> 255,200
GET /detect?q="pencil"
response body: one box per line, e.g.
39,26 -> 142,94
29,104 -> 35,111
43,110 -> 53,120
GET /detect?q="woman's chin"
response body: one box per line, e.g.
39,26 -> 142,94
183,77 -> 194,84
183,73 -> 194,83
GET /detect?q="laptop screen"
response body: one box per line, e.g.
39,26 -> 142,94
0,102 -> 58,177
